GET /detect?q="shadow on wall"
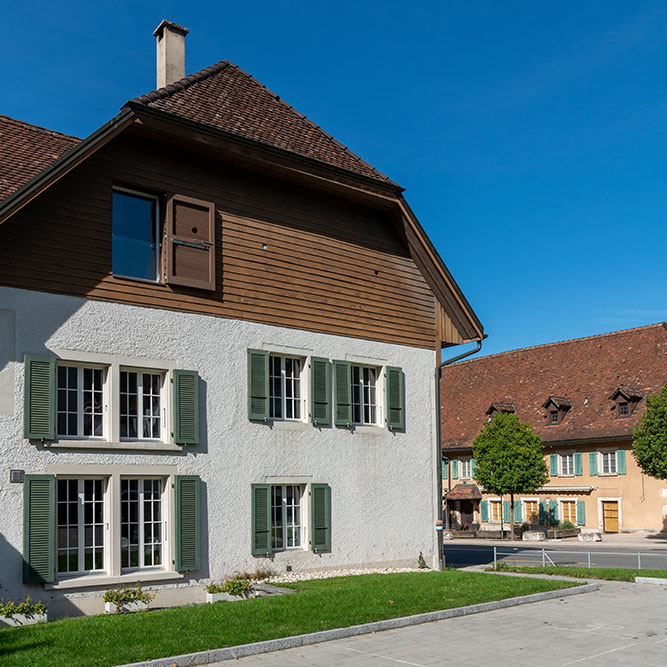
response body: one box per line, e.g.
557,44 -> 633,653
645,514 -> 667,542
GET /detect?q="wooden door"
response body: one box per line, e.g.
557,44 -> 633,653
602,501 -> 619,533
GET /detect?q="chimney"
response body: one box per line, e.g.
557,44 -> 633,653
154,20 -> 189,88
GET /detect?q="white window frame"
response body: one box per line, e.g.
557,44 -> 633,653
111,186 -> 161,283
270,483 -> 306,552
56,362 -> 109,440
559,498 -> 577,525
599,451 -> 617,476
523,498 -> 540,524
351,364 -> 381,426
560,453 -> 575,476
269,355 -> 306,422
119,367 -> 167,442
489,498 -> 503,523
459,459 -> 472,479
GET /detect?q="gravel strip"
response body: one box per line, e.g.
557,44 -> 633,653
267,567 -> 429,583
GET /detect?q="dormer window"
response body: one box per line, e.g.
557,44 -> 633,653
485,402 -> 515,421
542,396 -> 571,426
609,387 -> 643,418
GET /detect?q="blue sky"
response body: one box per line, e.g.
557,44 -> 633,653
2,1 -> 666,356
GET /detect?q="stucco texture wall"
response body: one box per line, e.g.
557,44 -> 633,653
0,287 -> 437,600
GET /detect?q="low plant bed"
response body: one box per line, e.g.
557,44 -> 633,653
0,570 -> 578,666
206,576 -> 256,603
0,597 -> 48,628
102,583 -> 155,614
489,563 -> 667,582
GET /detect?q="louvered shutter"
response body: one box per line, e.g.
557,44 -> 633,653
452,460 -> 459,479
502,500 -> 510,522
310,357 -> 330,426
247,350 -> 269,421
548,500 -> 558,524
175,475 -> 200,572
164,194 -> 216,291
514,500 -> 522,523
577,500 -> 586,526
173,370 -> 199,444
385,366 -> 405,430
589,452 -> 598,476
574,453 -> 583,476
251,484 -> 272,556
480,500 -> 489,522
471,458 -> 476,476
616,450 -> 626,475
332,360 -> 352,427
441,458 -> 448,479
549,454 -> 558,476
24,355 -> 55,440
538,500 -> 547,524
23,474 -> 55,584
310,483 -> 331,552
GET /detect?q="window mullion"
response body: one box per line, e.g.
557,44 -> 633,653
77,480 -> 84,573
77,368 -> 84,437
138,482 -> 145,569
281,358 -> 287,421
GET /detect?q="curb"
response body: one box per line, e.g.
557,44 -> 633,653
118,582 -> 599,667
635,576 -> 667,585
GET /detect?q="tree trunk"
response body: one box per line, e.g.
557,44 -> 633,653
500,494 -> 504,540
510,493 -> 515,541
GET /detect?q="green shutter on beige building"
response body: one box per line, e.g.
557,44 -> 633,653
589,452 -> 598,476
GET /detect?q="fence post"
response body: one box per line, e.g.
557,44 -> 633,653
638,552 -> 641,570
588,551 -> 591,569
493,546 -> 497,571
542,548 -> 546,567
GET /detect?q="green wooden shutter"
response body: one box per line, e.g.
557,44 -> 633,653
589,452 -> 598,476
617,450 -> 626,475
251,484 -> 272,556
23,474 -> 55,584
538,501 -> 547,524
574,452 -> 583,476
502,500 -> 510,522
441,458 -> 448,479
24,355 -> 55,440
333,360 -> 352,427
310,357 -> 330,426
173,370 -> 200,444
175,475 -> 200,572
385,366 -> 405,430
514,500 -> 522,523
310,483 -> 331,552
548,500 -> 558,524
480,500 -> 489,522
549,454 -> 558,476
452,459 -> 459,479
247,350 -> 269,421
471,458 -> 476,477
577,500 -> 586,526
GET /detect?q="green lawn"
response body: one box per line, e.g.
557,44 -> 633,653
0,571 -> 578,667
491,563 -> 667,582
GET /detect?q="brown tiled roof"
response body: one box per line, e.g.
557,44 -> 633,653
0,115 -> 80,202
446,483 -> 483,501
542,395 -> 572,409
442,323 -> 667,450
485,401 -> 516,415
132,61 -> 395,185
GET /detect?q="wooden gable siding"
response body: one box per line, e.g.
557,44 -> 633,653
0,135 -> 437,349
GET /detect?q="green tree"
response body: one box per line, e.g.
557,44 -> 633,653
633,384 -> 667,480
473,412 -> 549,539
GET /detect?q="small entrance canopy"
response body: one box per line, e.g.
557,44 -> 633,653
446,483 -> 482,501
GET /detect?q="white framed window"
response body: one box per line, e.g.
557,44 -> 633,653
524,500 -> 539,524
560,454 -> 574,476
459,459 -> 472,479
352,365 -> 379,425
120,478 -> 164,570
271,484 -> 304,550
560,500 -> 577,524
57,364 -> 107,439
269,355 -> 304,421
56,478 -> 106,575
600,452 -> 617,475
490,500 -> 502,522
120,370 -> 166,441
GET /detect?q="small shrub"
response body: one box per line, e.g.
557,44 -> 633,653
207,576 -> 254,597
0,596 -> 47,619
558,521 -> 576,530
417,552 -> 430,569
235,567 -> 275,581
103,582 -> 155,613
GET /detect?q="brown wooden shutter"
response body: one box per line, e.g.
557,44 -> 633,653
164,194 -> 216,291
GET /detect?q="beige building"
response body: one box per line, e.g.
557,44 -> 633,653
441,324 -> 667,533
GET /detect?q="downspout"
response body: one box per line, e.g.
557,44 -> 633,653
435,339 -> 483,569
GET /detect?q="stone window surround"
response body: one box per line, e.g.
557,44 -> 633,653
598,449 -> 619,477
45,348 -> 182,451
45,464 -> 182,590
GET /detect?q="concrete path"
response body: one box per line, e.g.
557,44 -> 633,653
218,580 -> 667,666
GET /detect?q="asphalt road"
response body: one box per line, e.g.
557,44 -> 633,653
444,542 -> 667,569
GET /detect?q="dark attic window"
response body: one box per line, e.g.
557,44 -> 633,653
550,410 -> 559,424
542,396 -> 572,426
609,387 -> 643,419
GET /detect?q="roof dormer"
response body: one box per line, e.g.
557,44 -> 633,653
609,386 -> 643,418
542,395 -> 572,425
485,402 -> 516,421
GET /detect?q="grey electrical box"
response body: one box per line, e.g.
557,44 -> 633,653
10,470 -> 24,483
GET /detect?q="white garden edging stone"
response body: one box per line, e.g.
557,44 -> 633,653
206,591 -> 256,603
0,613 -> 48,628
104,601 -> 149,614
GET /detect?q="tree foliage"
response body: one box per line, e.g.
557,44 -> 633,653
473,412 -> 548,496
633,384 -> 667,481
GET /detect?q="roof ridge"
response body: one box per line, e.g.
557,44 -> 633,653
0,114 -> 80,142
452,322 -> 667,366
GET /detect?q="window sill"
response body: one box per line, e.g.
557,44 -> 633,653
45,440 -> 183,452
351,425 -> 385,435
272,549 -> 311,561
45,570 -> 184,590
598,473 -> 619,478
269,420 -> 310,432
